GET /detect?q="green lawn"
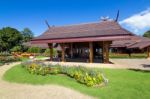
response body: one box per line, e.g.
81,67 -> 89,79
36,55 -> 47,59
3,65 -> 150,99
19,56 -> 47,62
20,57 -> 30,61
110,53 -> 147,59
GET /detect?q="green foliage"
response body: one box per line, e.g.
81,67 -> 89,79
143,30 -> 150,38
22,61 -> 59,75
21,61 -> 105,87
0,27 -> 34,52
63,66 -> 104,87
11,46 -> 22,52
0,51 -> 11,56
0,27 -> 22,52
44,48 -> 57,56
0,56 -> 20,64
21,45 -> 29,52
21,28 -> 34,42
0,51 -> 19,66
27,47 -> 41,53
43,49 -> 50,56
0,51 -> 16,66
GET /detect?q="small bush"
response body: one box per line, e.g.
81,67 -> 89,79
1,52 -> 20,64
0,51 -> 11,56
11,46 -> 22,52
27,47 -> 41,53
0,56 -> 20,65
43,48 -> 57,57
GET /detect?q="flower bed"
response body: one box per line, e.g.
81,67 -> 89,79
0,56 -> 20,65
12,52 -> 33,58
21,61 -> 108,87
0,52 -> 20,66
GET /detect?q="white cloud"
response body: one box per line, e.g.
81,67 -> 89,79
120,8 -> 150,33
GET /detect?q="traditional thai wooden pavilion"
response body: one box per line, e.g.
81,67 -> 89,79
111,36 -> 150,58
31,20 -> 134,63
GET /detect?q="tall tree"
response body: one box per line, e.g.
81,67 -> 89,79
0,27 -> 22,51
143,30 -> 150,38
22,28 -> 34,42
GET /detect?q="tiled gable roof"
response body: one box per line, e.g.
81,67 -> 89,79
111,36 -> 150,49
33,20 -> 133,40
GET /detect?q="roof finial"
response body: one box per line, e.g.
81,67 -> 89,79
100,16 -> 110,21
115,10 -> 120,22
45,20 -> 51,29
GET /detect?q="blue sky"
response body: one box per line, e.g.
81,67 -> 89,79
0,0 -> 150,36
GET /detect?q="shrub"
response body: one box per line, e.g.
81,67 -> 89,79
44,48 -> 57,57
11,46 -> 22,52
21,61 -> 107,87
0,56 -> 20,64
27,47 -> 41,53
22,61 -> 47,75
0,51 -> 11,56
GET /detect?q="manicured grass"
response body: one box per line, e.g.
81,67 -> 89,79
110,53 -> 147,58
20,57 -> 30,62
3,65 -> 150,99
36,55 -> 47,59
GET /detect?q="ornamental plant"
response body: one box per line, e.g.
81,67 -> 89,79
0,55 -> 20,64
0,51 -> 11,56
27,47 -> 41,53
21,61 -> 108,87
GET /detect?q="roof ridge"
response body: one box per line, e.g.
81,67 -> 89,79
48,20 -> 116,29
44,28 -> 123,35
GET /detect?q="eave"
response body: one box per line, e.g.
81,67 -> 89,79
31,35 -> 132,44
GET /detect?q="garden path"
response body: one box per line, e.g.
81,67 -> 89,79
0,62 -> 95,99
111,59 -> 150,70
44,58 -> 150,70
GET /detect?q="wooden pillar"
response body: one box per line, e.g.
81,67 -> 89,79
60,43 -> 65,62
89,42 -> 93,63
148,46 -> 150,58
48,43 -> 53,61
102,41 -> 110,63
70,43 -> 73,58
